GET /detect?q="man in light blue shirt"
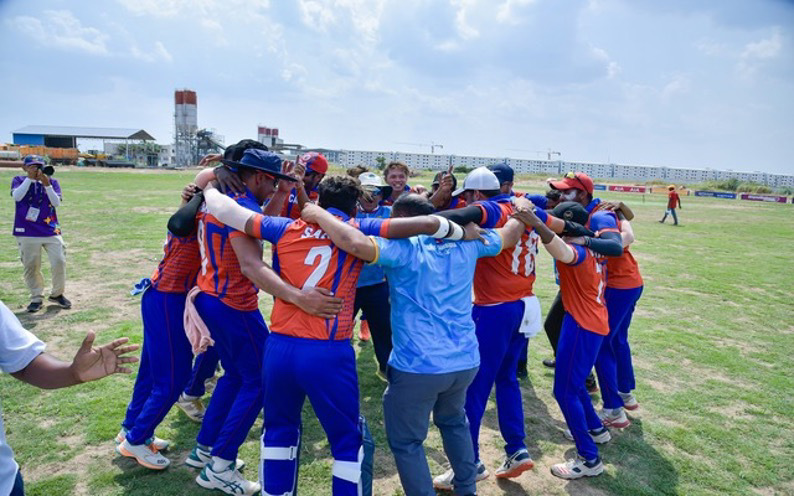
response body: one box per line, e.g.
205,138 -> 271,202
301,193 -> 531,496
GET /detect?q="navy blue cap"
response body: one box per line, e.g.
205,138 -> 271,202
221,149 -> 296,182
488,162 -> 514,183
23,155 -> 45,166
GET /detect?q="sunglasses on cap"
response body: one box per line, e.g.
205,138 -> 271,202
564,171 -> 588,192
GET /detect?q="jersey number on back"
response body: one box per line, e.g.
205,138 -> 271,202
303,245 -> 332,289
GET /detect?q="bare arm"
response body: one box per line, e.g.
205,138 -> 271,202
230,235 -> 343,318
620,219 -> 635,248
496,217 -> 525,250
513,209 -> 576,264
11,333 -> 138,389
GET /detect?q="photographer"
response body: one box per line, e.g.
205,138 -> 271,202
10,155 -> 70,313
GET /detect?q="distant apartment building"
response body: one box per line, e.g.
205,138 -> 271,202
334,149 -> 794,188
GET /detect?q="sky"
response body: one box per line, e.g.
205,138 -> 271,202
0,0 -> 792,174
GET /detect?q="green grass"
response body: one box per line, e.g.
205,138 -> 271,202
0,167 -> 792,495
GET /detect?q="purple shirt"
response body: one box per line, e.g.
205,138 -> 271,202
10,176 -> 62,237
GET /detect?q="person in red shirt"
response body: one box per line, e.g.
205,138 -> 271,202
515,202 -> 623,480
659,185 -> 682,225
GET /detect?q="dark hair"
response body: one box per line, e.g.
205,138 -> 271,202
318,175 -> 362,217
480,189 -> 501,198
347,165 -> 369,178
225,139 -> 268,161
392,193 -> 435,218
384,161 -> 410,178
238,167 -> 260,182
545,189 -> 562,202
432,172 -> 457,190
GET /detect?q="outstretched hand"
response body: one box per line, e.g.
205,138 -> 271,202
69,332 -> 139,383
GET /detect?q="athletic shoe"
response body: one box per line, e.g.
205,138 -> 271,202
619,392 -> 639,411
176,393 -> 206,422
359,320 -> 371,341
563,426 -> 612,444
550,456 -> 604,480
494,449 -> 534,479
116,439 -> 170,470
185,445 -> 245,470
542,357 -> 556,368
48,294 -> 71,309
433,461 -> 489,491
598,408 -> 631,428
196,463 -> 260,495
26,301 -> 42,313
114,428 -> 170,451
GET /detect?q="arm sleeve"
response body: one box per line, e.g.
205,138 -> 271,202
434,205 -> 484,226
11,177 -> 32,202
249,214 -> 293,244
0,302 -> 46,373
45,185 -> 61,207
372,237 -> 413,268
358,218 -> 390,237
585,231 -> 624,257
167,190 -> 203,237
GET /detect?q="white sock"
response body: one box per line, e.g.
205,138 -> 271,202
181,392 -> 200,400
211,456 -> 234,471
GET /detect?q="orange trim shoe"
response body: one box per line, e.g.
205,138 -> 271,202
116,439 -> 170,470
495,449 -> 534,479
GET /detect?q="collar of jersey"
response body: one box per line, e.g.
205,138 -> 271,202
326,207 -> 350,221
478,193 -> 511,204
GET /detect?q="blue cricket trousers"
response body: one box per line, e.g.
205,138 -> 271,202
194,293 -> 267,461
261,334 -> 362,496
183,347 -> 220,397
554,313 -> 605,461
122,287 -> 193,444
464,301 -> 528,461
596,286 -> 643,408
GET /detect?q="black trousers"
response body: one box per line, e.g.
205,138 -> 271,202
544,291 -> 565,355
353,282 -> 393,373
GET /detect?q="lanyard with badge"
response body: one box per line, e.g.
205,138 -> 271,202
24,181 -> 46,222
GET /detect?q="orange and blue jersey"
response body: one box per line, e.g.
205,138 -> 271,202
280,188 -> 319,219
150,231 -> 201,293
380,185 -> 411,206
471,194 -> 540,305
196,189 -> 263,312
247,208 -> 391,341
556,245 -> 609,335
606,219 -> 643,289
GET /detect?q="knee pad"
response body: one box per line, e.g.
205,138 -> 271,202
260,427 -> 300,496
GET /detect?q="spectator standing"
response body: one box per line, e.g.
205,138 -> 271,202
10,155 -> 70,313
659,185 -> 681,225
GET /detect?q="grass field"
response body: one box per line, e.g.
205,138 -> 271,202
0,166 -> 792,496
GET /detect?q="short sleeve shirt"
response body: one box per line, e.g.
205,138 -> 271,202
373,230 -> 503,374
0,301 -> 46,495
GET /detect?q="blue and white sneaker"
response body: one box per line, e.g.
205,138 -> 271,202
185,445 -> 245,470
550,455 -> 604,479
196,462 -> 260,495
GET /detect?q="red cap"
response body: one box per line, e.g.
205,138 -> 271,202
299,152 -> 328,175
549,172 -> 594,195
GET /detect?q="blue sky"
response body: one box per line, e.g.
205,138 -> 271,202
0,0 -> 792,174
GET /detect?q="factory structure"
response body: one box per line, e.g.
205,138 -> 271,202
5,87 -> 792,188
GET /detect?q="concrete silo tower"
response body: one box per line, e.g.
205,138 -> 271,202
174,89 -> 198,167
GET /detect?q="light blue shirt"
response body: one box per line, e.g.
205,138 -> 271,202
0,301 -> 46,493
356,205 -> 391,288
373,230 -> 503,374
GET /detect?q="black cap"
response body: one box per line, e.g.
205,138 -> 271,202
551,201 -> 589,226
432,171 -> 457,190
488,163 -> 514,183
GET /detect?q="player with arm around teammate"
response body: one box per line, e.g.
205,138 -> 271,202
302,192 -> 530,496
514,202 -> 623,479
204,176 -> 473,496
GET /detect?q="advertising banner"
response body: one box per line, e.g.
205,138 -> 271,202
608,185 -> 647,193
694,191 -> 737,199
739,193 -> 787,203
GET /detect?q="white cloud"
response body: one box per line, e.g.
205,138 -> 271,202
12,10 -> 109,55
130,41 -> 173,63
737,29 -> 783,79
496,0 -> 537,25
298,0 -> 336,31
661,74 -> 691,99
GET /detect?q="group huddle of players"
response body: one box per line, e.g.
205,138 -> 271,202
113,138 -> 643,496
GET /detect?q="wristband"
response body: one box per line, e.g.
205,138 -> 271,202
445,221 -> 464,241
429,215 -> 451,239
533,207 -> 548,224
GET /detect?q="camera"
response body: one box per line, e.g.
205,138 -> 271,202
36,163 -> 55,176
